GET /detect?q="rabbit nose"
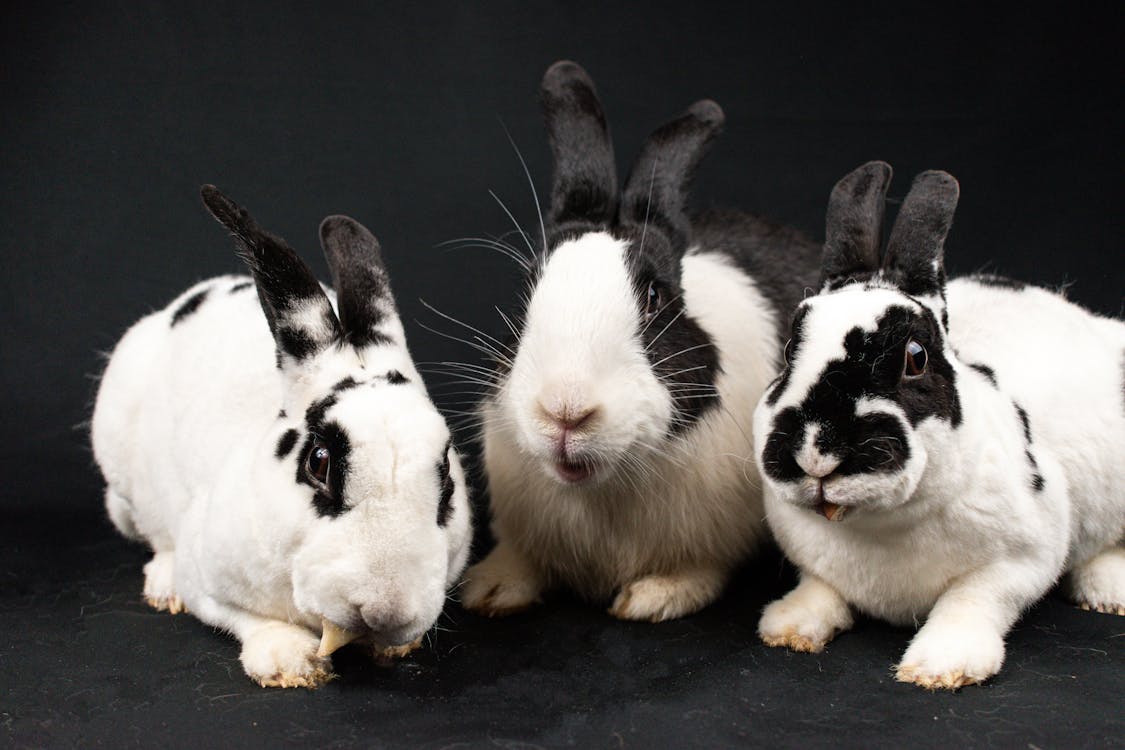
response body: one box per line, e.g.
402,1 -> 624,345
359,603 -> 415,642
795,449 -> 841,479
538,400 -> 599,431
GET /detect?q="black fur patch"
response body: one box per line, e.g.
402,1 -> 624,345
970,274 -> 1026,291
277,326 -> 324,361
969,362 -> 998,387
385,370 -> 408,385
762,305 -> 960,482
170,289 -> 209,326
275,428 -> 299,459
766,307 -> 809,406
436,445 -> 454,527
229,281 -> 253,294
1013,401 -> 1045,492
278,409 -> 287,419
305,394 -> 338,429
332,376 -> 360,393
297,418 -> 352,519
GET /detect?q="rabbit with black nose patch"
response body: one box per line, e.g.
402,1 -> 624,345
754,161 -> 1125,689
91,187 -> 472,687
460,61 -> 822,622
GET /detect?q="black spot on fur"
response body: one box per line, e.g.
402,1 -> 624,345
170,289 -> 209,326
970,274 -> 1026,291
762,305 -> 960,482
332,376 -> 361,393
278,409 -> 287,419
437,445 -> 454,527
969,362 -> 998,387
1014,402 -> 1032,443
277,327 -> 322,361
229,281 -> 253,294
385,370 -> 408,385
305,394 -> 338,428
1013,401 -> 1045,492
297,419 -> 352,518
275,428 -> 298,459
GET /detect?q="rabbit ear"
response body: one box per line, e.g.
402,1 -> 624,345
541,60 -> 618,230
882,170 -> 959,298
620,99 -> 724,250
319,215 -> 398,349
821,161 -> 893,288
200,185 -> 342,363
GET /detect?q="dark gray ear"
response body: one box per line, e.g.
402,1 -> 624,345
821,161 -> 893,289
882,170 -> 959,298
200,185 -> 341,362
319,215 -> 397,349
541,60 -> 617,230
619,99 -> 724,251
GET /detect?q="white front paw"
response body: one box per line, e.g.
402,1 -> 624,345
897,622 -> 1005,690
461,556 -> 542,617
240,622 -> 334,688
759,578 -> 853,653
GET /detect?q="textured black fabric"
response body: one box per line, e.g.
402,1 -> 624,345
2,0 -> 1122,746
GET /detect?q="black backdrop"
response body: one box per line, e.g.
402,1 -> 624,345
2,2 -> 1122,747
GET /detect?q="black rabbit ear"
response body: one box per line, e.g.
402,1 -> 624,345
882,170 -> 959,298
319,215 -> 398,349
541,60 -> 618,231
620,99 -> 724,251
200,185 -> 341,363
821,161 -> 893,289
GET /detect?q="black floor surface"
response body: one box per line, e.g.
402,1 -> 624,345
3,512 -> 1122,748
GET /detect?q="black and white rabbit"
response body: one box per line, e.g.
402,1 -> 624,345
461,61 -> 821,621
754,161 -> 1125,688
91,187 -> 472,687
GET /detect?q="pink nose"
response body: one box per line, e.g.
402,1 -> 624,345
796,451 -> 841,479
539,402 -> 599,430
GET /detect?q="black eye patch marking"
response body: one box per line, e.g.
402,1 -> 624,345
436,444 -> 454,527
968,362 -> 998,387
296,421 -> 352,518
170,288 -> 210,326
762,305 -> 958,482
385,370 -> 408,385
305,394 -> 338,428
1013,401 -> 1045,492
229,281 -> 253,294
276,428 -> 299,459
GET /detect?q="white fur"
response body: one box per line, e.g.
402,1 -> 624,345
755,278 -> 1125,688
92,274 -> 472,687
462,234 -> 780,621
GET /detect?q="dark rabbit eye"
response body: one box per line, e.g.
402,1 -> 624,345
904,339 -> 928,378
644,281 -> 663,322
306,439 -> 331,486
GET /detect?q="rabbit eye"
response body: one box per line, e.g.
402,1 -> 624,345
904,339 -> 927,379
644,281 -> 663,322
306,439 -> 331,486
783,338 -> 794,365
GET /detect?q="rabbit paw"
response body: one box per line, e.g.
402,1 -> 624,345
896,623 -> 1004,690
759,578 -> 853,653
609,570 -> 724,623
1070,546 -> 1125,616
241,622 -> 334,689
142,552 -> 185,614
461,548 -> 542,617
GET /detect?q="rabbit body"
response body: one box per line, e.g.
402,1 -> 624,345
755,162 -> 1125,689
93,191 -> 472,687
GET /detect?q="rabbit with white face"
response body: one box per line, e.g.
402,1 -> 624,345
461,61 -> 821,621
754,161 -> 1125,689
91,187 -> 472,687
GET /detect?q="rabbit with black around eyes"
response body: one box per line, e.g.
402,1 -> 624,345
754,161 -> 1125,689
460,61 -> 821,622
91,187 -> 472,687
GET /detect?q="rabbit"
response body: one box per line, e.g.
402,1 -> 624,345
460,60 -> 821,622
753,161 -> 1125,689
90,186 -> 472,687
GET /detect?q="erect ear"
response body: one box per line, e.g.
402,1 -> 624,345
541,60 -> 617,231
882,170 -> 959,298
619,99 -> 724,251
200,185 -> 341,364
821,161 -> 893,289
319,215 -> 398,349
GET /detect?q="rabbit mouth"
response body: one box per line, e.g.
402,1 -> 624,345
813,481 -> 851,522
555,456 -> 596,483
